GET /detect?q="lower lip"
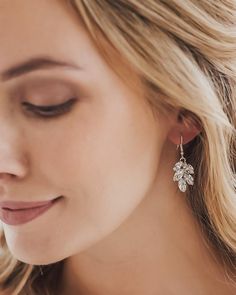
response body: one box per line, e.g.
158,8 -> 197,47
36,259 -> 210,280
0,197 -> 62,226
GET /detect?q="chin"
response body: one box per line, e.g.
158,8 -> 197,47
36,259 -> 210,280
18,255 -> 65,266
8,247 -> 66,265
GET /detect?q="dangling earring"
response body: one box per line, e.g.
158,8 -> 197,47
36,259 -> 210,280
173,134 -> 194,192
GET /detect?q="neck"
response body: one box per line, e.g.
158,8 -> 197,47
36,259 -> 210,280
60,144 -> 234,295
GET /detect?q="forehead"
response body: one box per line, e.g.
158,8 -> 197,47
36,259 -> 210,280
0,0 -> 142,95
0,0 -> 90,73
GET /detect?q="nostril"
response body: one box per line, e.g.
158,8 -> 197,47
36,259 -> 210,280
0,173 -> 16,180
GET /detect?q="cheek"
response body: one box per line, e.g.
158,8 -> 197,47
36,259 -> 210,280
20,97 -> 166,263
51,103 -> 163,235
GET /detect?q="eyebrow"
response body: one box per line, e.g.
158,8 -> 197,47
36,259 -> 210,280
1,56 -> 82,81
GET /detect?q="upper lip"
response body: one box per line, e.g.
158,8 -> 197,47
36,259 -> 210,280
0,197 -> 60,210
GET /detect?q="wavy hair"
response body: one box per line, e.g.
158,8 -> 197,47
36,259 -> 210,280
0,0 -> 236,294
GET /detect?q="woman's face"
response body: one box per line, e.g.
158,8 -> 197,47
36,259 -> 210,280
0,0 -> 173,264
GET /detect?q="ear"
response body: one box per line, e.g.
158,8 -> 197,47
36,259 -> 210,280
167,110 -> 202,145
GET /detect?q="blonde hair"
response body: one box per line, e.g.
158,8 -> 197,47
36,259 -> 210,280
1,0 -> 236,294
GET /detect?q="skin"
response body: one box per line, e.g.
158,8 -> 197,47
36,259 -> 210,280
0,0 -> 235,294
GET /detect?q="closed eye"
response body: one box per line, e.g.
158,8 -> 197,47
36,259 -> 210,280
22,98 -> 77,118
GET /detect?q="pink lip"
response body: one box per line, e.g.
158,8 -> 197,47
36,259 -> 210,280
0,196 -> 62,226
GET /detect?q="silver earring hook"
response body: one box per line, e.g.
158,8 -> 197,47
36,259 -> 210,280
176,134 -> 184,156
180,134 -> 184,159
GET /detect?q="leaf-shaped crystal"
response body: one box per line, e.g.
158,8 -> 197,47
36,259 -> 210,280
182,163 -> 187,169
173,169 -> 184,181
173,161 -> 183,171
178,178 -> 187,192
184,173 -> 194,185
186,164 -> 194,174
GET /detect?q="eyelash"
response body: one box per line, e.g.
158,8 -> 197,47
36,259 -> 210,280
22,98 -> 77,118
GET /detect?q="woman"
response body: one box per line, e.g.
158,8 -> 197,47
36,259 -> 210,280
0,0 -> 235,294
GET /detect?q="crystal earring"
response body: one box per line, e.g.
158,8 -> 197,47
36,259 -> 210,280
173,134 -> 194,192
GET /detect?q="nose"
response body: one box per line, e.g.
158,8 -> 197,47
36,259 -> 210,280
0,166 -> 25,180
0,156 -> 28,198
0,150 -> 28,198
0,153 -> 28,184
0,94 -> 29,185
0,129 -> 28,185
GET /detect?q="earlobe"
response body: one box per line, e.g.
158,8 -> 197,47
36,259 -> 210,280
167,112 -> 202,145
168,127 -> 201,145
